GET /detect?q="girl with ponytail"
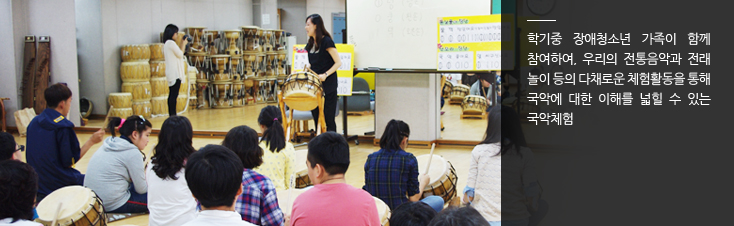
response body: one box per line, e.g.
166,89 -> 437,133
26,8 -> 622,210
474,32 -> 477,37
363,119 -> 444,213
84,115 -> 152,213
253,105 -> 296,190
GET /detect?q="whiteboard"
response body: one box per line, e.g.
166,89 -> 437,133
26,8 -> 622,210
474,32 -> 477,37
347,0 -> 491,70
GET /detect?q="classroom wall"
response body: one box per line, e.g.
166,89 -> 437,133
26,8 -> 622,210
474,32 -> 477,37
278,0 -> 307,44
306,0 -> 345,36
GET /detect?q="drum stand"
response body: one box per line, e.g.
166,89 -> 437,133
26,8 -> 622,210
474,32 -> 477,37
279,91 -> 326,142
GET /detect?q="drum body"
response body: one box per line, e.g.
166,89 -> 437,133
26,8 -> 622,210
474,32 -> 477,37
151,96 -> 168,115
211,81 -> 232,108
109,108 -> 133,119
255,53 -> 266,77
241,26 -> 262,52
108,93 -> 133,109
276,52 -> 287,77
176,95 -> 187,113
150,77 -> 169,97
262,29 -> 274,52
231,55 -> 243,81
462,95 -> 488,114
294,150 -> 311,188
132,100 -> 152,119
265,52 -> 277,77
374,197 -> 391,226
121,82 -> 152,101
224,29 -> 241,56
282,72 -> 323,111
232,81 -> 245,107
243,53 -> 258,78
36,186 -> 107,226
186,27 -> 206,52
120,44 -> 150,62
179,77 -> 189,94
450,84 -> 470,101
149,60 -> 166,78
210,54 -> 231,81
120,62 -> 151,82
149,43 -> 164,61
415,154 -> 459,203
196,80 -> 210,109
203,30 -> 221,55
442,81 -> 454,98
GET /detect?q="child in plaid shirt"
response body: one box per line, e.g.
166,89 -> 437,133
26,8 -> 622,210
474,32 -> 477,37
223,126 -> 285,226
363,120 -> 444,213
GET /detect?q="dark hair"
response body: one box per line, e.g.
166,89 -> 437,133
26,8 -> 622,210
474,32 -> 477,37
481,108 -> 501,145
500,106 -> 527,157
307,132 -> 350,175
222,126 -> 264,169
107,115 -> 152,138
379,119 -> 410,151
389,201 -> 437,226
478,72 -> 493,83
185,145 -> 244,208
305,14 -> 332,51
0,160 -> 38,222
0,132 -> 17,161
427,206 -> 490,226
163,24 -> 179,42
45,83 -> 72,108
152,116 -> 196,180
258,106 -> 286,153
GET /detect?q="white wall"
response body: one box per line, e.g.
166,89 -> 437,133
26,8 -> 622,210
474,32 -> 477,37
76,0 -> 104,116
278,0 -> 307,44
27,0 -> 81,124
0,0 -> 21,127
307,0 -> 344,36
78,0 -> 254,114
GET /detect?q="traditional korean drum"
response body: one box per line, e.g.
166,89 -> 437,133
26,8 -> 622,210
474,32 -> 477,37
151,96 -> 168,116
149,43 -> 165,61
108,93 -> 133,109
120,61 -> 151,82
416,154 -> 459,203
462,95 -> 489,114
450,84 -> 470,101
120,44 -> 150,62
282,72 -> 322,111
121,81 -> 152,101
35,186 -> 107,226
132,100 -> 152,119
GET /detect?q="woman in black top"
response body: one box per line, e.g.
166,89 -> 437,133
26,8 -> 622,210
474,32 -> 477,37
305,14 -> 342,132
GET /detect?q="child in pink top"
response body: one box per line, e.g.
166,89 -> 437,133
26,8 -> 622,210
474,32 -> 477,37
290,132 -> 380,226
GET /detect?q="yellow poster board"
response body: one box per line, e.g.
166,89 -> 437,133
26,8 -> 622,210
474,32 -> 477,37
292,44 -> 354,96
437,14 -> 514,71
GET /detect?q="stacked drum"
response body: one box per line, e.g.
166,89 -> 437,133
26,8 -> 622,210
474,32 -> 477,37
148,43 -> 169,117
119,44 -> 152,119
182,26 -> 287,109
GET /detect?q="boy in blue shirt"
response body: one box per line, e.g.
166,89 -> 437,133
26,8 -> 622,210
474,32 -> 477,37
26,83 -> 104,202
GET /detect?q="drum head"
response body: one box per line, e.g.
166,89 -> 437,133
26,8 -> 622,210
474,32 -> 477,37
37,186 -> 95,224
415,154 -> 448,186
374,197 -> 391,224
276,187 -> 312,214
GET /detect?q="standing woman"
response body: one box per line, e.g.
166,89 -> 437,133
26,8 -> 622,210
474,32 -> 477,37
305,14 -> 342,132
163,24 -> 188,116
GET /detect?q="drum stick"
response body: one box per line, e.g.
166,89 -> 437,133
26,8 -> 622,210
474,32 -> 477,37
423,143 -> 436,175
50,202 -> 62,226
102,105 -> 114,131
287,174 -> 295,213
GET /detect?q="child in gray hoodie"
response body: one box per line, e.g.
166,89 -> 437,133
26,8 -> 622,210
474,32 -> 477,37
84,116 -> 152,213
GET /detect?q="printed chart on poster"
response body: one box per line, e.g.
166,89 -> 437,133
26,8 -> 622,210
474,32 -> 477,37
292,44 -> 354,96
437,14 -> 514,71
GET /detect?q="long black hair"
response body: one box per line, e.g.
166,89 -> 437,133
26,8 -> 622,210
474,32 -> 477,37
305,14 -> 332,51
163,24 -> 179,42
222,126 -> 264,169
152,116 -> 196,180
258,106 -> 286,153
481,108 -> 501,145
107,115 -> 152,138
379,119 -> 410,151
500,106 -> 527,157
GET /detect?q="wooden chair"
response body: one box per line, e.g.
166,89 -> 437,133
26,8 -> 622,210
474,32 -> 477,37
1,98 -> 9,132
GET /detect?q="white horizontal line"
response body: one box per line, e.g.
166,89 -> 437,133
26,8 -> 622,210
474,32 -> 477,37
527,20 -> 556,22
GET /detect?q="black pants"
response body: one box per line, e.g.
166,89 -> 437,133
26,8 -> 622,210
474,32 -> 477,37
311,91 -> 337,132
168,79 -> 181,116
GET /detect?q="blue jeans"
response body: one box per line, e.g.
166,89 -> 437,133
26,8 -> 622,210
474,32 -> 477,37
108,183 -> 148,213
420,196 -> 444,213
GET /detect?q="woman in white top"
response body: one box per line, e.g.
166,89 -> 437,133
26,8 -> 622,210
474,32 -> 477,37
162,24 -> 188,116
146,116 -> 198,226
463,106 -> 543,226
